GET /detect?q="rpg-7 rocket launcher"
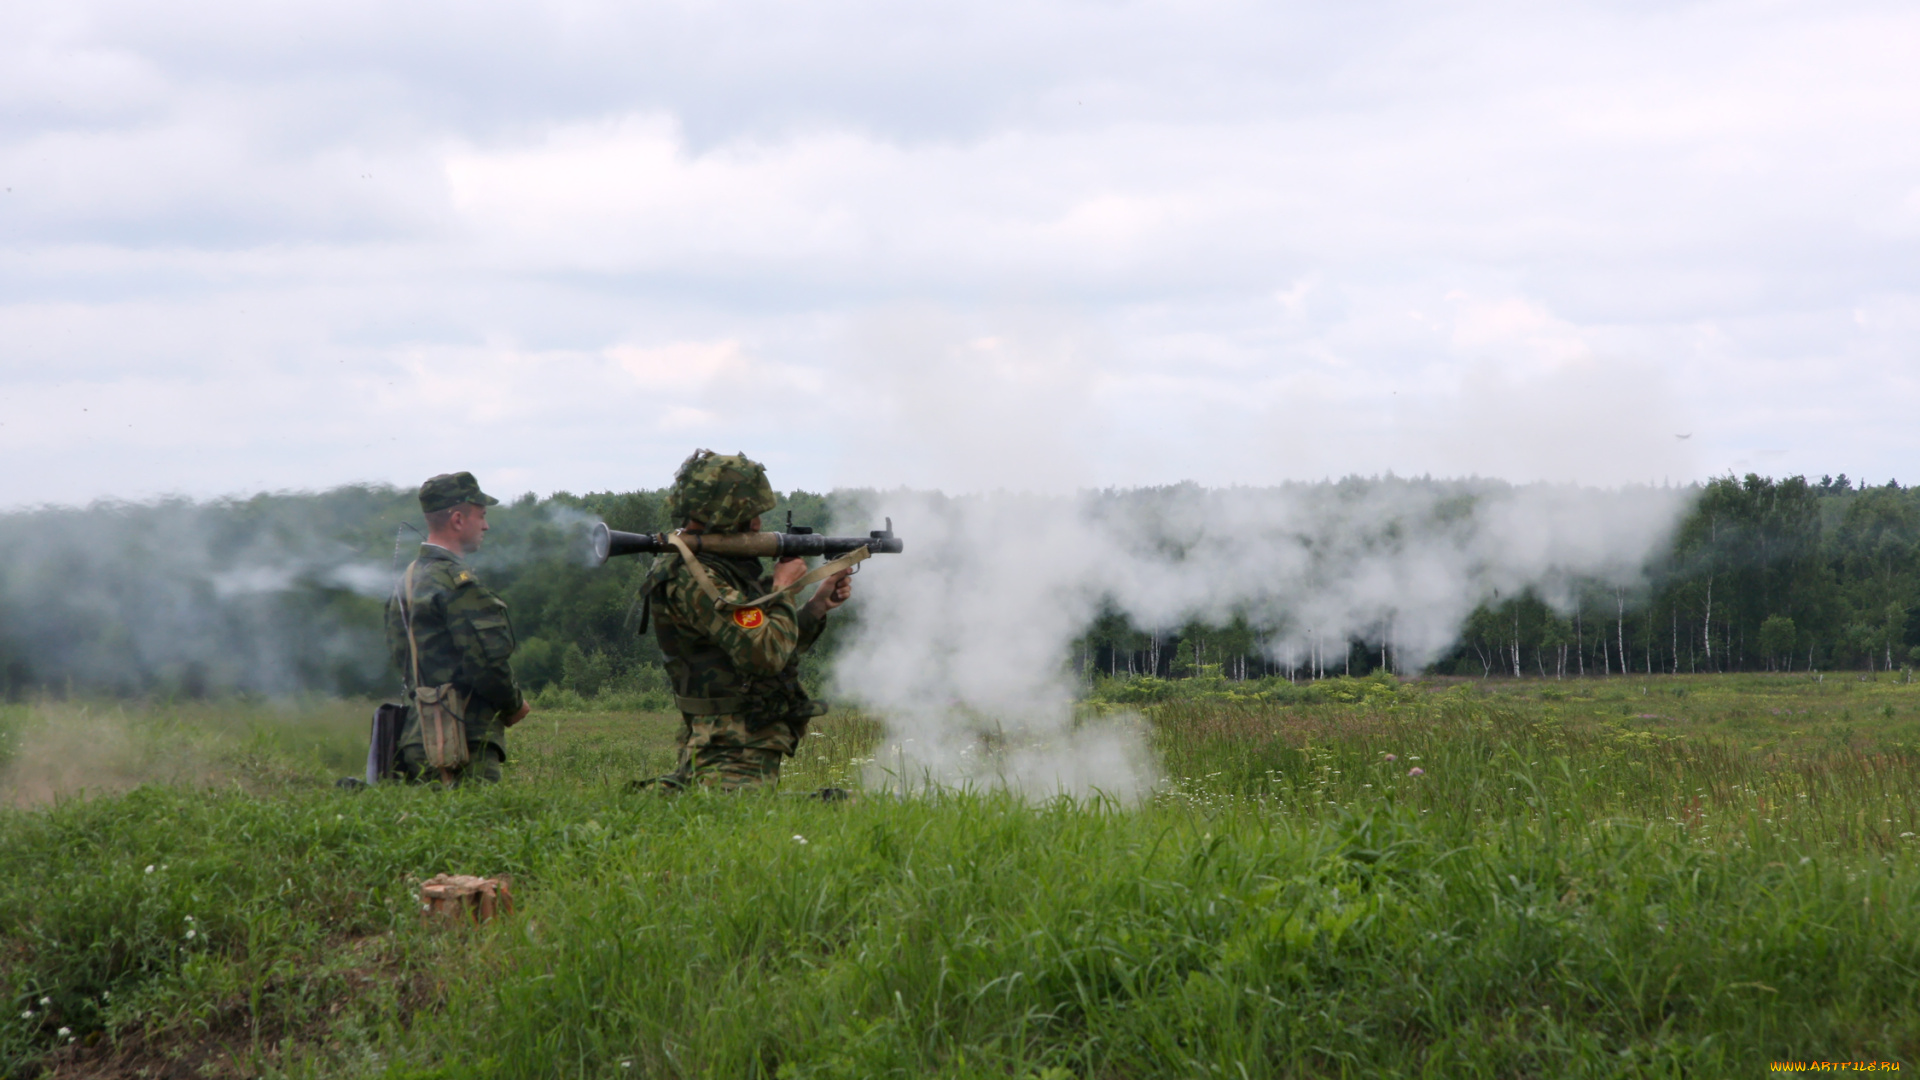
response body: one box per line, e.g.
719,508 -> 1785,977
590,515 -> 903,566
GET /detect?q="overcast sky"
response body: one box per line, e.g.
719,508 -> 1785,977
3,0 -> 1915,506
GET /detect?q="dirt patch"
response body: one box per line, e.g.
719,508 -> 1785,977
29,936 -> 441,1080
36,1025 -> 256,1080
0,706 -> 219,808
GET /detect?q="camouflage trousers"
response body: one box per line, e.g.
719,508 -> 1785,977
653,715 -> 798,792
398,742 -> 504,785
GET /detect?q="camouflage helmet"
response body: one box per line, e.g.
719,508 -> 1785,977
665,449 -> 776,531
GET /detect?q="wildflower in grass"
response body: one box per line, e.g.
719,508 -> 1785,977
38,997 -> 49,1007
185,929 -> 196,940
1408,767 -> 1424,777
792,835 -> 808,845
19,1011 -> 30,1020
57,1027 -> 70,1038
1383,754 -> 1396,761
144,865 -> 154,875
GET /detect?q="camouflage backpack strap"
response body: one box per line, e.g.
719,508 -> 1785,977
665,531 -> 870,610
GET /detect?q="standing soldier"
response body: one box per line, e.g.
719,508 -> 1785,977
386,471 -> 530,784
638,450 -> 853,791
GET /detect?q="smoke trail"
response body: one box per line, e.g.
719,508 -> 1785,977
0,488 -> 600,700
0,491 -> 410,698
830,477 -> 1690,799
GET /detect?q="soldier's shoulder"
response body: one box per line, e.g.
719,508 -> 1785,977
658,559 -> 739,622
415,560 -> 497,607
656,557 -> 702,599
449,566 -> 506,606
659,551 -> 743,589
416,558 -> 476,588
643,552 -> 679,584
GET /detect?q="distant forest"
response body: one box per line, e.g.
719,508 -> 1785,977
1077,473 -> 1920,683
0,473 -> 1909,700
1453,473 -> 1917,679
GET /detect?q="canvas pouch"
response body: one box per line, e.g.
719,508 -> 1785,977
414,683 -> 470,770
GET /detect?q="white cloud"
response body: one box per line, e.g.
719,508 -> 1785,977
610,339 -> 748,390
0,0 -> 1917,503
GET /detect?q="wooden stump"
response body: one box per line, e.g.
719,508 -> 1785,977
419,873 -> 514,923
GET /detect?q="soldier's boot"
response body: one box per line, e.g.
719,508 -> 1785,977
396,744 -> 432,785
627,745 -> 699,793
459,744 -> 504,785
626,774 -> 688,794
697,746 -> 785,792
397,744 -> 503,786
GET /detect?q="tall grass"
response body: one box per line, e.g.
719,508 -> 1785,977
1150,688 -> 1920,853
0,697 -> 369,807
1,680 -> 1916,1077
403,793 -> 1919,1078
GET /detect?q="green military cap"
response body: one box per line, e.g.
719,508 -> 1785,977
419,471 -> 500,514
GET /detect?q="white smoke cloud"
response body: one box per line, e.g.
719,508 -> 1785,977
832,478 -> 1688,799
0,495 -> 410,696
0,493 -> 610,699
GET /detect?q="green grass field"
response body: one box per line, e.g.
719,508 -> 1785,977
3,674 -> 1918,1078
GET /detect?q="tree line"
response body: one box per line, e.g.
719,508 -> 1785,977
1441,474 -> 1920,678
1073,474 -> 1919,682
0,484 -> 846,700
0,473 -> 1908,701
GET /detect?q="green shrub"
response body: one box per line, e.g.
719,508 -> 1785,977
512,636 -> 562,691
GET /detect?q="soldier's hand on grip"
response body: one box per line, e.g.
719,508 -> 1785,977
772,555 -> 809,594
805,569 -> 854,617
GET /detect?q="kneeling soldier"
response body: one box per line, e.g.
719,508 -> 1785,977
639,450 -> 853,790
385,471 -> 530,784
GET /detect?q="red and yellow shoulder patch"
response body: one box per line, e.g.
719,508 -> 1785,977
731,606 -> 766,629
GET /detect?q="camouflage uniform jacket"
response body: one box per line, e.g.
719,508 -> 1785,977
643,547 -> 828,733
385,544 -> 525,753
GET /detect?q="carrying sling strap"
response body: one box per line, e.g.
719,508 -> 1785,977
665,531 -> 869,612
400,561 -> 423,697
